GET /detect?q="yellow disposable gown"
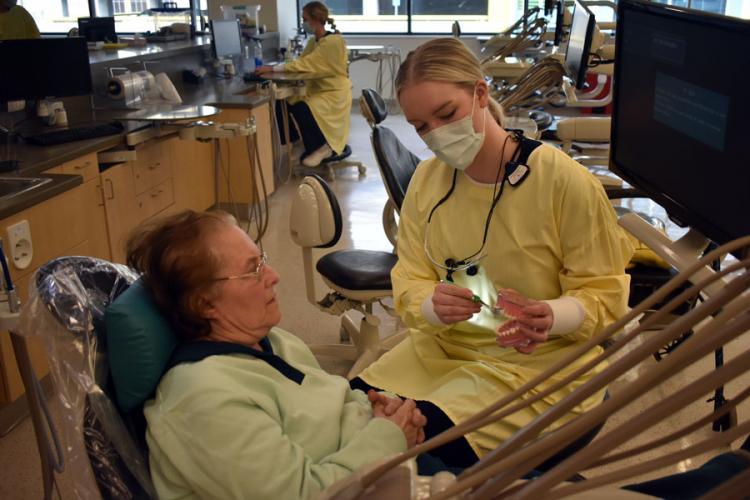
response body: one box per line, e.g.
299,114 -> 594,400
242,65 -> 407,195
358,142 -> 635,457
284,33 -> 351,155
0,6 -> 40,40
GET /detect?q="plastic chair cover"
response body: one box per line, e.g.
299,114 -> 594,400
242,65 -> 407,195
17,256 -> 156,499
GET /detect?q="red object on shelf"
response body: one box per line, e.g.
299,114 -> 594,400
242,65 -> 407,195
580,73 -> 613,115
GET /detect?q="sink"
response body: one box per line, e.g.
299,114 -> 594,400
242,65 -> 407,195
0,177 -> 53,201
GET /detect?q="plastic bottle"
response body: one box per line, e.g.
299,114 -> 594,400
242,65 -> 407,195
254,40 -> 263,68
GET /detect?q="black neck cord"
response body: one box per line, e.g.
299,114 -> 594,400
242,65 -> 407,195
426,133 -> 520,267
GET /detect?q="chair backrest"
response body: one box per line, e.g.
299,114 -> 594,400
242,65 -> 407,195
360,88 -> 421,212
29,256 -> 158,499
360,88 -> 389,127
372,126 -> 420,212
289,173 -> 342,249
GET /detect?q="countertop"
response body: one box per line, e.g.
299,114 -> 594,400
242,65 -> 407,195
0,174 -> 83,220
1,41 -> 272,220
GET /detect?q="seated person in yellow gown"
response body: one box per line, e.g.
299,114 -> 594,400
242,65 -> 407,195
0,0 -> 39,40
350,38 -> 634,471
131,211 -> 426,499
256,1 -> 351,167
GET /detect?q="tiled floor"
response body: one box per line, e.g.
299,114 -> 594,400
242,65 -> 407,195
0,106 -> 747,498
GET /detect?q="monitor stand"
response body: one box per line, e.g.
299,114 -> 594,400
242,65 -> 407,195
618,212 -> 726,295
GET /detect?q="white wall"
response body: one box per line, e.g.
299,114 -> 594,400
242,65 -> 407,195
343,35 -> 482,101
209,0 -> 297,39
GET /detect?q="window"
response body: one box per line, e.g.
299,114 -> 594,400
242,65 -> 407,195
17,0 -> 200,34
304,0 -> 529,34
20,0 -> 89,33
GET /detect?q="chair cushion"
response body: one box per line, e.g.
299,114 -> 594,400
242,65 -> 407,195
362,88 -> 388,124
372,126 -> 420,210
316,250 -> 398,290
105,279 -> 178,412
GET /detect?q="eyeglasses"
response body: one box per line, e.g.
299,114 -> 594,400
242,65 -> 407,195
214,252 -> 268,283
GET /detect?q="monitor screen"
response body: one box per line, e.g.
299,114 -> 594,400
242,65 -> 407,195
610,0 -> 750,247
78,17 -> 117,43
211,19 -> 242,59
0,38 -> 92,102
564,0 -> 595,89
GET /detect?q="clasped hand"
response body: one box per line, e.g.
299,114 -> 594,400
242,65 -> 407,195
432,283 -> 553,354
368,390 -> 426,448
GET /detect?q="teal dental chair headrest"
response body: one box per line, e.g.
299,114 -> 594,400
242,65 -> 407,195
105,279 -> 178,413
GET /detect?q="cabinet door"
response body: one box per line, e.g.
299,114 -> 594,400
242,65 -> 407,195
250,103 -> 276,200
101,163 -> 138,264
214,107 -> 276,204
215,108 -> 253,204
82,177 -> 112,261
171,138 -> 215,213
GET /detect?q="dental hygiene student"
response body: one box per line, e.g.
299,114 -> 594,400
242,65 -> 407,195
0,0 -> 40,40
256,1 -> 351,167
351,38 -> 634,470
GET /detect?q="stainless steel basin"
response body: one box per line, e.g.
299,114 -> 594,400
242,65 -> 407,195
0,177 -> 53,201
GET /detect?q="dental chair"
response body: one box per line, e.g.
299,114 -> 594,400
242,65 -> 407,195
289,174 -> 406,379
359,88 -> 421,248
11,256 -> 157,499
320,235 -> 750,500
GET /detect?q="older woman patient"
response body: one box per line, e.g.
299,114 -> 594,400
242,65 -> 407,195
129,210 -> 425,500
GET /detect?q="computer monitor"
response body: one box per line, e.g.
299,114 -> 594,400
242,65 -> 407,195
210,19 -> 242,59
0,38 -> 92,103
564,0 -> 595,89
78,17 -> 117,43
554,0 -> 565,47
610,0 -> 750,248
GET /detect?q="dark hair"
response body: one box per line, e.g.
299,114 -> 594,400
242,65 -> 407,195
126,210 -> 237,341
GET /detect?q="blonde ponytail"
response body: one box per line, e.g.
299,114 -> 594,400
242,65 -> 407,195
396,38 -> 505,126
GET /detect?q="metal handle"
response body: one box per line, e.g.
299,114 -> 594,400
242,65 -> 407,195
104,178 -> 114,200
97,182 -> 105,207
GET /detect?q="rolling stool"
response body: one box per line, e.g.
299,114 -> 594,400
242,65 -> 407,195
294,145 -> 366,180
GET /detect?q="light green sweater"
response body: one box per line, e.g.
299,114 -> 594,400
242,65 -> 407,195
144,328 -> 407,499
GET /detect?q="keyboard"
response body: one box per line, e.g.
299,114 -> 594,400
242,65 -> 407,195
243,72 -> 268,84
23,121 -> 125,146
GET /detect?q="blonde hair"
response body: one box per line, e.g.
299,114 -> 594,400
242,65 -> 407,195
396,38 -> 505,126
303,1 -> 338,33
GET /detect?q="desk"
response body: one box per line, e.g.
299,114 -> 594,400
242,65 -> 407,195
347,45 -> 402,104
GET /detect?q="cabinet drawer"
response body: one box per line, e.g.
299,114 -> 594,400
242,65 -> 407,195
133,139 -> 173,195
133,158 -> 172,195
135,178 -> 174,221
61,152 -> 98,182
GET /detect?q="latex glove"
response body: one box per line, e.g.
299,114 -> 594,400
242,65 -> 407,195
432,282 -> 481,324
495,288 -> 553,354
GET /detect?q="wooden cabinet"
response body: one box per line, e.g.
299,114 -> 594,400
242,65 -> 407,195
44,152 -> 110,261
170,138 -> 215,213
0,186 -> 90,403
214,104 -> 276,205
101,162 -> 140,264
101,136 -> 182,263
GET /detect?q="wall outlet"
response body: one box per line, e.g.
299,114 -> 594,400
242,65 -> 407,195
7,220 -> 33,270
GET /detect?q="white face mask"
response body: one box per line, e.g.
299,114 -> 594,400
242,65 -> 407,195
421,91 -> 487,171
302,21 -> 314,34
